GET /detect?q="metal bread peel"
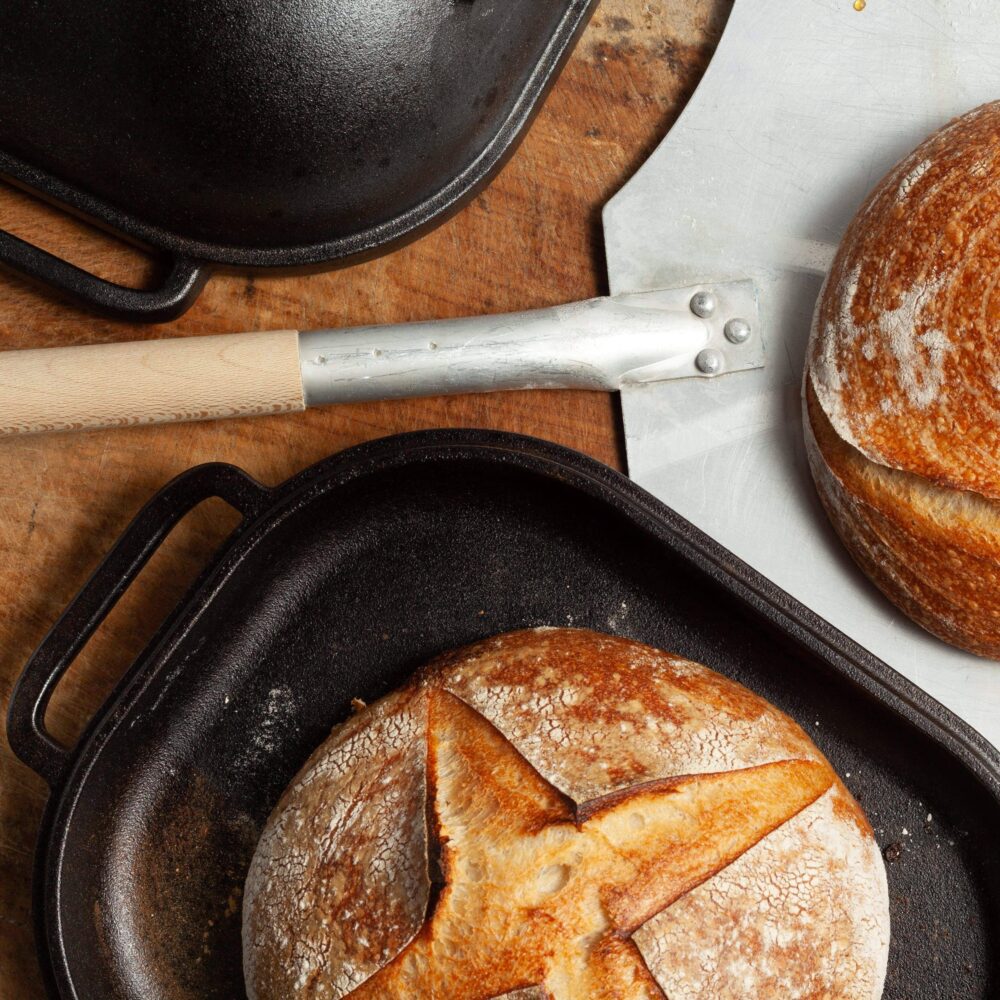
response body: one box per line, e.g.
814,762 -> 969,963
610,0 -> 1000,748
2,2 -> 1000,744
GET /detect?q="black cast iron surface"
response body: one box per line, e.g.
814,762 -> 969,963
0,0 -> 597,320
8,430 -> 1000,999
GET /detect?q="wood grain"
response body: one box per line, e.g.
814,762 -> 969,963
0,1 -> 731,994
0,329 -> 303,435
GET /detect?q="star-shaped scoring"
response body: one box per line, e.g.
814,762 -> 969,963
345,690 -> 833,999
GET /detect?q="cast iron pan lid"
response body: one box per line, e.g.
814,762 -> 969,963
0,0 -> 598,320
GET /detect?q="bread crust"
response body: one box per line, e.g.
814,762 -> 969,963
805,376 -> 1000,656
808,102 -> 1000,498
805,102 -> 1000,657
244,628 -> 889,999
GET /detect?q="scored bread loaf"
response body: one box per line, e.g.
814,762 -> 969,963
243,628 -> 889,999
806,101 -> 1000,657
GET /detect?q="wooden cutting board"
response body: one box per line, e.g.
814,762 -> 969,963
0,1 -> 731,993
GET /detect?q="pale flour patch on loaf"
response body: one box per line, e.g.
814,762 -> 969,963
635,786 -> 889,1000
810,268 -> 951,458
970,154 -> 992,178
811,262 -> 950,425
897,158 -> 931,201
877,275 -> 951,410
243,691 -> 430,1000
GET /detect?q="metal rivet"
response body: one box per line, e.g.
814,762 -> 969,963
695,349 -> 723,375
724,318 -> 752,344
689,290 -> 717,318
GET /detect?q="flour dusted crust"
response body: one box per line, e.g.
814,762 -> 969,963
243,690 -> 431,996
809,102 -> 1000,497
244,628 -> 890,999
805,102 -> 1000,656
634,787 -> 887,998
428,628 -> 822,800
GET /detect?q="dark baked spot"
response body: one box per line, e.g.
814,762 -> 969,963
608,15 -> 635,32
884,842 -> 903,863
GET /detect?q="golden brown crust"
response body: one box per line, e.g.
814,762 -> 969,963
808,101 -> 1000,499
634,780 -> 886,999
426,627 -> 825,801
805,375 -> 1000,657
244,629 -> 889,999
308,692 -> 834,1000
805,101 -> 1000,658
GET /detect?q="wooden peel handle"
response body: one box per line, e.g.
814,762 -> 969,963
0,330 -> 305,436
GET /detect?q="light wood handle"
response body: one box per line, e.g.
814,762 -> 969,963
0,330 -> 305,436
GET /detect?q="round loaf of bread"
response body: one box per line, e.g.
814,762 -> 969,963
243,628 -> 889,999
806,101 -> 1000,657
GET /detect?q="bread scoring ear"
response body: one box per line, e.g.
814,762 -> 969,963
805,375 -> 1000,657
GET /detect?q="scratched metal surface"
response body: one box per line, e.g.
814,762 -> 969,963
607,0 -> 1000,749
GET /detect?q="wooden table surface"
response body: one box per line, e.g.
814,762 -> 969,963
0,2 -> 730,992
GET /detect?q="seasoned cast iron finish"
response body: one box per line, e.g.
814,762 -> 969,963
8,431 -> 1000,999
0,0 -> 597,320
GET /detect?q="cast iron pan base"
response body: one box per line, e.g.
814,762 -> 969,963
9,431 -> 1000,998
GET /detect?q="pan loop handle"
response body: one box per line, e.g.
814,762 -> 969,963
0,229 -> 208,322
6,463 -> 270,788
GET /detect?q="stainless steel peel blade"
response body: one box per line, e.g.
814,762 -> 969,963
610,0 -> 1000,747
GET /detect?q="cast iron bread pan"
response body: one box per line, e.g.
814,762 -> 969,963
8,430 -> 1000,999
0,0 -> 597,321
